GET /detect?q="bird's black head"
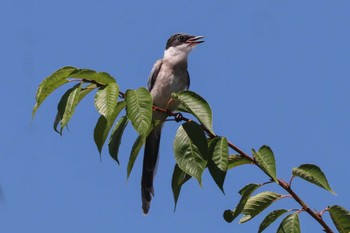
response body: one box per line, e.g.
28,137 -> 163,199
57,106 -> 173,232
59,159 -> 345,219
165,33 -> 204,50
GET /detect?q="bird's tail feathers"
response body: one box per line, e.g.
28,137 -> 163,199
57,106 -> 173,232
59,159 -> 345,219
141,125 -> 162,214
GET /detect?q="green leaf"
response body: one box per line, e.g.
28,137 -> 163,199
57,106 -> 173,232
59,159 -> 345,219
78,83 -> 98,101
173,121 -> 209,185
60,83 -> 82,133
94,83 -> 119,120
171,164 -> 191,211
208,137 -> 228,193
68,68 -> 116,85
258,209 -> 288,233
33,66 -> 76,117
94,101 -> 126,154
94,116 -> 109,154
240,191 -> 282,223
53,83 -> 82,134
232,183 -> 261,221
33,66 -> 115,118
277,213 -> 300,233
329,205 -> 350,233
108,115 -> 129,164
125,88 -> 152,138
172,91 -> 214,134
252,145 -> 277,182
127,135 -> 146,178
292,164 -> 335,194
53,84 -> 96,135
227,154 -> 252,170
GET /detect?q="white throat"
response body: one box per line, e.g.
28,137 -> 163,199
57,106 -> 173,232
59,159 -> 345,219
163,45 -> 192,65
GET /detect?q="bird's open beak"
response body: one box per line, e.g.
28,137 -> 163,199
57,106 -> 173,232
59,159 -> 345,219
186,36 -> 205,46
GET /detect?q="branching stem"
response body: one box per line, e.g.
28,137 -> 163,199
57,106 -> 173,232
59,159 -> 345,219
117,92 -> 334,233
153,106 -> 334,233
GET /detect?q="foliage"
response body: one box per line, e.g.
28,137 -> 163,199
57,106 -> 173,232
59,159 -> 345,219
33,66 -> 349,233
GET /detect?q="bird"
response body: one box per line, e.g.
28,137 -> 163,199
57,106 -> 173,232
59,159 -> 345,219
141,33 -> 204,214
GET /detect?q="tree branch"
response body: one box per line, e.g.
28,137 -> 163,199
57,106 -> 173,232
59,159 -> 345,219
116,90 -> 334,232
152,105 -> 334,233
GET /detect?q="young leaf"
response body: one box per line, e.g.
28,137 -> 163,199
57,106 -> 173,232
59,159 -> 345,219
94,101 -> 126,154
171,164 -> 191,211
329,205 -> 350,233
252,145 -> 277,182
125,88 -> 152,138
94,83 -> 119,120
53,83 -> 82,134
108,115 -> 129,164
277,213 -> 300,233
173,121 -> 209,185
227,154 -> 252,170
240,191 -> 282,223
231,183 -> 261,221
172,91 -> 214,134
208,137 -> 228,193
127,135 -> 146,178
33,66 -> 77,117
60,83 -> 82,132
258,209 -> 288,233
53,83 -> 97,134
68,68 -> 116,85
292,164 -> 335,194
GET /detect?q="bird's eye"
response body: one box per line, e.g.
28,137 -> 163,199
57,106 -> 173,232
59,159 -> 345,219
178,35 -> 185,41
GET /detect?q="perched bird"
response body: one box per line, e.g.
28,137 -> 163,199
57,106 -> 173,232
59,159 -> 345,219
141,33 -> 204,214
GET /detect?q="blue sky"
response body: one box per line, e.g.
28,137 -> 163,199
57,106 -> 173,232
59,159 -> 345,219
1,1 -> 350,232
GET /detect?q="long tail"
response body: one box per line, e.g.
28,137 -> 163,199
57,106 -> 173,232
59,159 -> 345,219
141,124 -> 162,214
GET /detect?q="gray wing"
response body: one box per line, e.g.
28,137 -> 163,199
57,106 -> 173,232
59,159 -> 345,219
147,59 -> 163,91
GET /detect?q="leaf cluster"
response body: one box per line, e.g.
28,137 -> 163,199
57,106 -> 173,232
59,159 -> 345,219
33,66 -> 350,233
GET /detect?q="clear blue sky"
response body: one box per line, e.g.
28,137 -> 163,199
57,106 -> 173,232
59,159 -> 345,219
1,1 -> 350,232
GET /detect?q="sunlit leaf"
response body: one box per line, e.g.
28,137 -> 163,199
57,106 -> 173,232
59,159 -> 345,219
208,137 -> 228,193
172,91 -> 214,134
125,88 -> 152,138
277,213 -> 300,233
173,121 -> 208,185
240,191 -> 282,223
53,83 -> 97,134
33,66 -> 115,118
60,83 -> 82,133
33,66 -> 76,117
292,164 -> 335,194
258,209 -> 288,233
94,101 -> 126,154
94,83 -> 119,120
53,83 -> 82,134
171,164 -> 191,211
253,145 -> 277,182
227,154 -> 252,170
108,115 -> 129,164
68,68 -> 116,85
127,135 -> 145,178
329,205 -> 350,233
